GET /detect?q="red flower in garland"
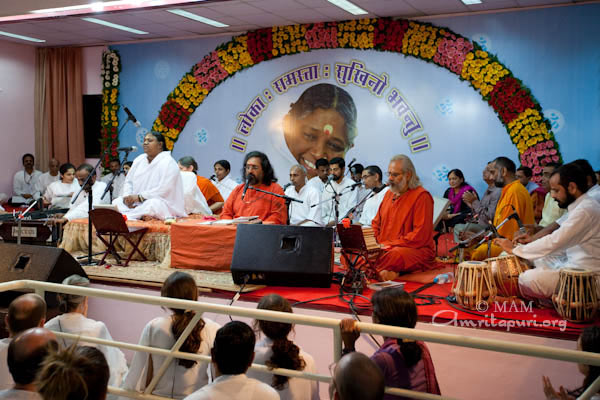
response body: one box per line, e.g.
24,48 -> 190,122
488,77 -> 535,124
159,100 -> 191,130
305,22 -> 338,49
373,18 -> 408,52
247,28 -> 273,63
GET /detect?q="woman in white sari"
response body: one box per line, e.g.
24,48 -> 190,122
43,163 -> 80,209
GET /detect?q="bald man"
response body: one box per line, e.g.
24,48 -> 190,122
285,164 -> 323,226
1,294 -> 47,390
37,159 -> 60,197
0,328 -> 58,399
330,352 -> 385,400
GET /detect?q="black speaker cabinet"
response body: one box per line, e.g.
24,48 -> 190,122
231,224 -> 334,288
0,243 -> 88,308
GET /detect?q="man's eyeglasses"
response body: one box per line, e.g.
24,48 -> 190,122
245,165 -> 260,171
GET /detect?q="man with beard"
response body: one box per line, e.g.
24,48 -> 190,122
220,151 -> 286,224
370,155 -> 435,281
471,156 -> 534,261
496,163 -> 600,303
321,157 -> 358,226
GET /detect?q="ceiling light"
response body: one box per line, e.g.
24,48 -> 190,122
167,9 -> 229,28
0,30 -> 45,43
327,0 -> 367,15
461,0 -> 483,4
82,17 -> 149,34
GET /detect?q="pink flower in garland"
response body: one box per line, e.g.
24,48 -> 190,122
193,51 -> 229,91
433,33 -> 473,75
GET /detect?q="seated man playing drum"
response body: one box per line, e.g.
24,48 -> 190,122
495,163 -> 600,306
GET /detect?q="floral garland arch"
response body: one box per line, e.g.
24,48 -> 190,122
149,18 -> 561,182
100,49 -> 121,169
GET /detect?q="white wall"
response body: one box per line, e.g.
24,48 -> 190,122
82,45 -> 104,95
0,41 -> 36,197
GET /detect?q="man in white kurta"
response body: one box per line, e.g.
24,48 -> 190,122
321,158 -> 358,226
357,165 -> 388,227
36,158 -> 60,196
496,165 -> 600,303
12,154 -> 42,205
113,151 -> 186,220
285,165 -> 322,226
101,159 -> 127,200
59,165 -> 109,221
181,171 -> 212,215
306,158 -> 329,194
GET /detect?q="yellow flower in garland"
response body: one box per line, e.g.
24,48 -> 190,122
218,35 -> 253,74
272,25 -> 307,56
337,20 -> 372,48
152,117 -> 168,134
507,109 -> 550,153
461,50 -> 509,96
402,22 -> 442,60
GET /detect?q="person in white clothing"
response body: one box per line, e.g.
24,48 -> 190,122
36,158 -> 60,197
43,163 -> 80,209
101,159 -> 127,201
44,275 -> 128,391
12,154 -> 42,205
496,163 -> 600,304
180,171 -> 212,215
184,321 -> 279,400
213,160 -> 238,201
285,165 -> 323,226
358,165 -> 389,227
113,132 -> 186,220
0,294 -> 47,390
122,272 -> 220,400
247,294 -> 319,400
321,157 -> 358,226
306,158 -> 330,194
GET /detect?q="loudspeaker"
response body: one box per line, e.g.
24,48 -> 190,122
231,224 -> 334,288
0,243 -> 88,308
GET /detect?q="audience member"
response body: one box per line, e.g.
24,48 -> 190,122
213,160 -> 237,201
247,294 -> 318,400
101,159 -> 126,200
113,132 -> 186,220
44,275 -> 128,388
358,165 -> 389,227
43,163 -> 79,209
179,169 -> 212,215
440,169 -> 477,230
340,288 -> 440,399
543,326 -> 600,399
307,158 -> 330,193
0,294 -> 47,390
321,157 -> 358,226
12,153 -> 42,205
285,165 -> 323,226
183,321 -> 279,400
122,271 -> 220,399
517,166 -> 546,221
37,344 -> 109,400
37,158 -> 60,196
0,327 -> 58,400
179,156 -> 224,213
329,352 -> 385,400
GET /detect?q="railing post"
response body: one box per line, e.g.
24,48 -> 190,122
333,323 -> 342,362
35,287 -> 45,300
579,375 -> 600,400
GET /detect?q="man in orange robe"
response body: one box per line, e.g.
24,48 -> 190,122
371,155 -> 435,281
221,151 -> 287,225
178,156 -> 224,213
471,156 -> 535,260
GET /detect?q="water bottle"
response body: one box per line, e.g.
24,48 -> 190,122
434,272 -> 454,284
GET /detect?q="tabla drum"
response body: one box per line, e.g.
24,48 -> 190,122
487,255 -> 530,298
552,268 -> 599,322
452,261 -> 497,311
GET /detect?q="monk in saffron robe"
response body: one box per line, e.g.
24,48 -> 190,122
371,155 -> 435,281
221,151 -> 287,225
471,156 -> 535,260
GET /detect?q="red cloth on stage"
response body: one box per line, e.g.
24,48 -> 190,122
196,175 -> 224,206
220,182 -> 287,224
371,187 -> 435,272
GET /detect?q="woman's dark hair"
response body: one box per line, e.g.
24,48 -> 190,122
59,163 -> 76,177
161,271 -> 205,369
288,83 -> 357,147
214,160 -> 231,172
365,165 -> 383,182
242,151 -> 277,185
37,344 -> 109,400
371,288 -> 422,368
570,326 -> 600,396
123,161 -> 133,168
254,294 -> 306,390
147,131 -> 167,152
447,169 -> 468,188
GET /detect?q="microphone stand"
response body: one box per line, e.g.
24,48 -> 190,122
343,187 -> 374,220
16,198 -> 41,245
101,149 -> 132,202
245,185 -> 303,225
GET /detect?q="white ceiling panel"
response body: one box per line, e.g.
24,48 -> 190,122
234,13 -> 296,26
358,0 -> 422,17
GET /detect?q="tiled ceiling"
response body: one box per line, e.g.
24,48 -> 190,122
0,0 -> 592,47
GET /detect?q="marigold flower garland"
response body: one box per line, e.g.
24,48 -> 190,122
100,50 -> 121,168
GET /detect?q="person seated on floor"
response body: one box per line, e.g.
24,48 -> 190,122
285,164 -> 323,226
596,170 -> 600,187
307,158 -> 330,194
330,352 -> 385,400
44,275 -> 128,389
221,151 -> 287,224
543,326 -> 600,400
37,345 -> 109,400
213,160 -> 238,202
349,163 -> 370,223
321,157 -> 359,227
247,294 -> 318,400
1,294 -> 47,390
122,271 -> 220,399
339,288 -> 440,399
369,155 -> 435,281
358,165 -> 389,228
495,163 -> 600,305
113,132 -> 186,220
517,166 -> 546,222
12,153 -> 42,205
101,159 -> 126,200
37,158 -> 60,196
179,156 -> 224,213
470,156 -> 535,261
43,163 -> 79,209
123,161 -> 132,175
439,169 -> 477,231
0,327 -> 58,400
179,168 -> 212,216
183,321 -> 279,400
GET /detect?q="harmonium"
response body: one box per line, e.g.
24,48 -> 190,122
0,210 -> 66,245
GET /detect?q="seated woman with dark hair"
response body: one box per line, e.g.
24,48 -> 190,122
440,168 -> 477,230
340,288 -> 440,399
247,294 -> 319,400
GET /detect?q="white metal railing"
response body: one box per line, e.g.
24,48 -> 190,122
2,279 -> 599,400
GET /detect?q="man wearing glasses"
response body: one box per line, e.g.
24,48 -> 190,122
220,151 -> 287,224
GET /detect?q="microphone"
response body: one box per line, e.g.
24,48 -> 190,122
326,174 -> 335,184
117,146 -> 137,152
242,176 -> 251,200
349,181 -> 362,190
347,158 -> 356,169
283,183 -> 292,191
124,107 -> 141,128
507,212 -> 524,229
209,174 -> 216,181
